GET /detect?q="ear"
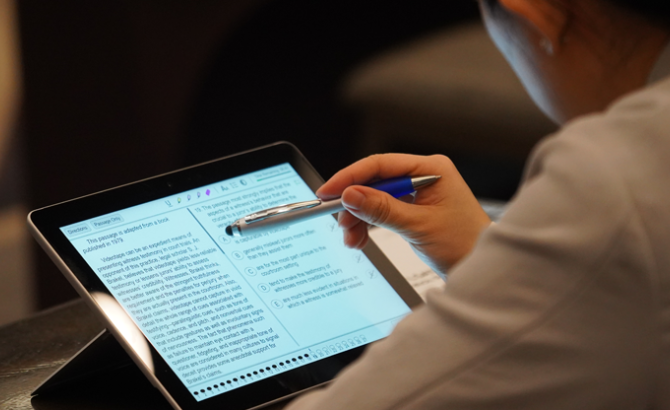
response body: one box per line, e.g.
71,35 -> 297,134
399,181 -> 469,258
497,0 -> 570,50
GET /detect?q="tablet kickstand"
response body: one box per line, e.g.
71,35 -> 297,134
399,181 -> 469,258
32,329 -> 133,395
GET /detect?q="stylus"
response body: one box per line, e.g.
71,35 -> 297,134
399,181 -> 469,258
225,175 -> 441,237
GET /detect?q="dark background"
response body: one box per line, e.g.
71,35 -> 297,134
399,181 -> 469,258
19,0 -> 480,308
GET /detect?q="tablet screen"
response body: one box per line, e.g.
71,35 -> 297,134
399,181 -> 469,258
59,162 -> 412,402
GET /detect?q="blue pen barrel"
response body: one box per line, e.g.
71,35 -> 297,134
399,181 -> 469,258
367,177 -> 415,198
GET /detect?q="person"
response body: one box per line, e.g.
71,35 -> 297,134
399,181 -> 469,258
285,0 -> 670,408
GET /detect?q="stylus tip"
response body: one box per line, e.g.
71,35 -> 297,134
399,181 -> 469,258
225,225 -> 233,236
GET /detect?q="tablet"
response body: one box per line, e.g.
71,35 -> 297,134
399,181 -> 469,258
28,142 -> 423,410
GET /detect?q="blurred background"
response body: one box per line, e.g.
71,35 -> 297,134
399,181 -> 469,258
0,0 -> 556,326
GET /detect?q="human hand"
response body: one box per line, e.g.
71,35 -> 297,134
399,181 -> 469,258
316,154 -> 491,273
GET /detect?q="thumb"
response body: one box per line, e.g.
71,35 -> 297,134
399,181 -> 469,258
341,186 -> 426,234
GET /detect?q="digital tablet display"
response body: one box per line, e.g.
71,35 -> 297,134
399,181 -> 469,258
33,144 -> 421,410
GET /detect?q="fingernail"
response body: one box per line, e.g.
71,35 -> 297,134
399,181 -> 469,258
342,188 -> 365,211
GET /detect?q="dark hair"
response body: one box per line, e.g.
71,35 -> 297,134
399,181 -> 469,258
483,0 -> 670,28
607,1 -> 670,27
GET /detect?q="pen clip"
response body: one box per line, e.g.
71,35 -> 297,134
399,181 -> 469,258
244,200 -> 322,224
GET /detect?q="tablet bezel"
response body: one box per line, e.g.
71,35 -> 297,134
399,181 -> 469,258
28,142 -> 423,410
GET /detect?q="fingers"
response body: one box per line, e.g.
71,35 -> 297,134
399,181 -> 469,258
338,211 -> 370,249
318,153 -> 490,267
343,220 -> 370,249
341,186 -> 429,235
337,210 -> 362,230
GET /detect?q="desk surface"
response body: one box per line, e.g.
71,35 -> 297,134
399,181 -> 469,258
0,300 -> 100,409
0,299 -> 289,410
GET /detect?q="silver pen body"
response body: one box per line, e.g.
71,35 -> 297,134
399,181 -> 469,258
227,199 -> 344,237
226,175 -> 441,237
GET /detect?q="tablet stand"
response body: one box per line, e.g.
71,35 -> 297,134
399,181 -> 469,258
32,329 -> 134,395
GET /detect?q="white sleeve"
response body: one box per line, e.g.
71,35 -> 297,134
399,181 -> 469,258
285,134 -> 659,410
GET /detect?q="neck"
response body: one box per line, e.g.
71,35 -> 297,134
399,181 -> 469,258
554,4 -> 670,123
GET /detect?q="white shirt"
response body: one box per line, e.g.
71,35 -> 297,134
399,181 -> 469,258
286,46 -> 670,410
